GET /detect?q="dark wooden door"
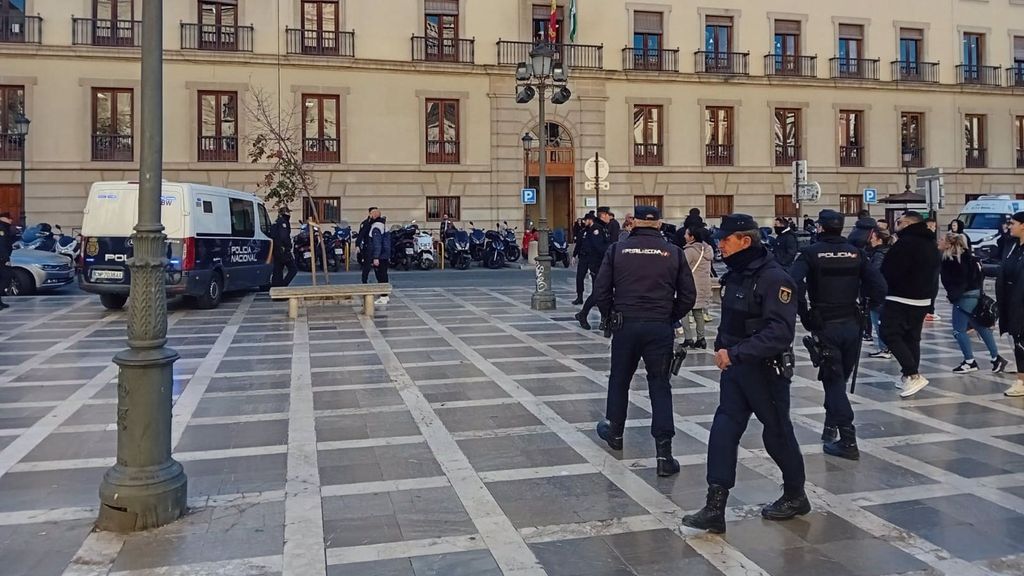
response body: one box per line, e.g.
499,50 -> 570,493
0,185 -> 21,221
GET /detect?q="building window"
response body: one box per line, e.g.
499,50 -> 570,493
705,107 -> 733,166
837,24 -> 863,60
899,28 -> 922,65
772,19 -> 801,74
702,16 -> 733,72
199,0 -> 239,50
838,110 -> 863,167
774,195 -> 797,218
92,88 -> 134,162
425,99 -> 459,164
633,105 -> 663,166
302,94 -> 340,163
964,114 -> 986,168
705,195 -> 733,218
426,196 -> 460,221
839,195 -> 863,216
303,0 -> 338,31
198,91 -> 237,162
93,0 -> 136,47
532,4 -> 562,44
634,195 -> 663,212
303,197 -> 341,223
774,109 -> 800,166
1013,36 -> 1024,87
424,0 -> 458,61
1015,116 -> 1024,168
900,112 -> 924,168
632,11 -> 663,69
962,32 -> 984,82
0,85 -> 25,162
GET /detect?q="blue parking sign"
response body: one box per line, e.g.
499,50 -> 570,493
863,188 -> 877,204
521,188 -> 537,205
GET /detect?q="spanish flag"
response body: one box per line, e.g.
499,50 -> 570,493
548,0 -> 558,42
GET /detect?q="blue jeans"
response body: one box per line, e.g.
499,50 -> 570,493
870,307 -> 885,350
952,290 -> 1000,361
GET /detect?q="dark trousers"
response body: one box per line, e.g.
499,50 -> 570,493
879,301 -> 928,376
707,362 -> 806,493
0,262 -> 10,302
606,320 -> 675,440
374,262 -> 390,284
816,320 -> 860,428
361,259 -> 374,284
575,259 -> 588,298
1013,334 -> 1024,372
580,262 -> 601,316
271,254 -> 298,287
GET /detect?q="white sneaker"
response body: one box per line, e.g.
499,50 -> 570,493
896,375 -> 908,389
375,296 -> 390,305
703,311 -> 713,322
952,360 -> 978,374
1004,382 -> 1024,397
925,313 -> 941,321
900,375 -> 930,398
869,349 -> 893,360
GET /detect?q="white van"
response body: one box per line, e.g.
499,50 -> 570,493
958,195 -> 1023,261
80,181 -> 274,309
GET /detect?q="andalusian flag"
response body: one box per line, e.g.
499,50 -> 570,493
548,0 -> 558,42
569,0 -> 578,43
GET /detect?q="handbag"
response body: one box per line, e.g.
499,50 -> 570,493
968,257 -> 998,328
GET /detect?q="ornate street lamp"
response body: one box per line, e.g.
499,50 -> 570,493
521,132 -> 534,231
516,43 -> 571,311
12,112 -> 29,227
902,150 -> 913,193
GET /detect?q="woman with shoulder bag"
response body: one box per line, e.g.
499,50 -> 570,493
941,232 -> 1007,374
997,213 -> 1024,396
679,226 -> 714,349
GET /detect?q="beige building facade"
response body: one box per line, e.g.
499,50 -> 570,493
1,0 -> 1024,231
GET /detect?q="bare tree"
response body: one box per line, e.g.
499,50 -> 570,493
245,86 -> 331,284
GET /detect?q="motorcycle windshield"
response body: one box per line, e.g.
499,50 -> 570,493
551,229 -> 565,243
454,230 -> 469,243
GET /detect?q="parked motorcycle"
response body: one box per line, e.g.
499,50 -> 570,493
468,222 -> 487,264
294,223 -> 332,272
549,228 -> 570,267
444,228 -> 472,270
413,229 -> 436,270
499,221 -> 521,262
483,228 -> 507,270
53,225 -> 81,265
389,222 -> 419,271
14,223 -> 54,251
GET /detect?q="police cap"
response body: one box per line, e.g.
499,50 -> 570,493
583,211 -> 596,221
817,209 -> 844,229
597,206 -> 611,215
634,205 -> 661,221
712,213 -> 758,240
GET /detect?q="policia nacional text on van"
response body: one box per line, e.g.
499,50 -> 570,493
590,206 -> 697,478
80,181 -> 274,310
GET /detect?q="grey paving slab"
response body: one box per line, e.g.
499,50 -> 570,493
313,387 -> 404,410
206,373 -> 293,392
21,429 -> 116,462
193,393 -> 291,418
434,402 -> 542,433
315,410 -> 420,442
328,550 -> 503,576
516,375 -> 608,397
487,473 -> 648,528
177,420 -> 289,452
906,401 -> 1024,429
312,367 -> 391,387
888,438 -> 1024,478
318,441 -> 443,485
0,518 -> 96,576
458,432 -> 587,472
322,486 -> 476,548
545,397 -> 651,424
405,362 -> 488,381
419,379 -> 511,403
0,466 -> 107,512
183,453 -> 288,498
583,426 -> 709,459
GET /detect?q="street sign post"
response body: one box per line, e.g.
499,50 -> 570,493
584,153 -> 609,206
915,168 -> 945,211
863,188 -> 878,204
521,188 -> 537,205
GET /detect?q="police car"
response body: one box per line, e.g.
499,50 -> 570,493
958,195 -> 1023,263
80,181 -> 273,309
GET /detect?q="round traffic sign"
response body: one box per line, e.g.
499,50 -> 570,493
584,155 -> 610,181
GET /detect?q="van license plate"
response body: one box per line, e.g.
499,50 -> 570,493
91,270 -> 124,281
405,248 -> 415,254
334,248 -> 344,255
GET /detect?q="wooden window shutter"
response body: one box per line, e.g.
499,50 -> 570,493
705,15 -> 732,27
634,11 -> 663,34
1015,36 -> 1024,59
838,24 -> 864,39
425,0 -> 458,15
900,28 -> 923,40
775,20 -> 801,35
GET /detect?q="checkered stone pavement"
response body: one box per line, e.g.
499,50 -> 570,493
0,278 -> 1023,576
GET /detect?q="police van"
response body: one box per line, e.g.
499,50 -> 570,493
958,195 -> 1023,262
80,181 -> 274,309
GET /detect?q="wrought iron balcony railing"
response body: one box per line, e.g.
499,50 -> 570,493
695,51 -> 749,75
633,143 -> 663,166
622,48 -> 678,72
765,54 -> 816,77
72,17 -> 140,47
286,28 -> 355,57
957,65 -> 1001,87
0,14 -> 42,43
891,60 -> 939,83
412,35 -> 473,63
830,57 -> 880,80
181,23 -> 253,52
496,40 -> 603,70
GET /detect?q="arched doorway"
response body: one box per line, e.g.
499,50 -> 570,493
524,122 -> 574,235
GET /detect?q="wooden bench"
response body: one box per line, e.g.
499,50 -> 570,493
269,283 -> 393,319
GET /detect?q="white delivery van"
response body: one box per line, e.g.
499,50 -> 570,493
958,195 -> 1024,262
80,181 -> 274,309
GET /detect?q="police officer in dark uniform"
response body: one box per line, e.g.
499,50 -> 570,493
0,212 -> 17,310
772,217 -> 799,268
592,206 -> 696,476
789,209 -> 885,460
271,208 -> 298,287
682,214 -> 808,534
572,212 -> 594,305
575,207 -> 613,329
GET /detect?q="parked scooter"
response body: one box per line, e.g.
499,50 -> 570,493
53,225 -> 81,264
13,223 -> 54,251
483,227 -> 507,269
549,228 -> 570,267
468,222 -> 487,263
499,221 -> 521,262
413,229 -> 436,270
444,228 -> 472,270
327,221 -> 352,270
294,223 -> 333,272
389,222 -> 419,271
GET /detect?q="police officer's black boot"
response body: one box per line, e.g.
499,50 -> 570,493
761,489 -> 811,521
823,424 -> 860,460
821,425 -> 838,444
655,439 -> 680,477
680,339 -> 695,349
694,338 -> 707,350
574,311 -> 592,330
596,419 -> 623,450
572,295 -> 583,305
681,485 -> 729,534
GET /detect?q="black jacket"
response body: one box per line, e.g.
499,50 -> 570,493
881,222 -> 940,301
593,228 -> 696,323
572,225 -> 588,258
772,229 -> 799,268
582,220 -> 612,267
940,252 -> 982,303
683,214 -> 704,232
848,216 -> 876,249
607,218 -> 621,241
0,221 -> 15,263
790,234 -> 886,324
997,241 -> 1024,336
272,217 -> 293,254
865,244 -> 890,308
